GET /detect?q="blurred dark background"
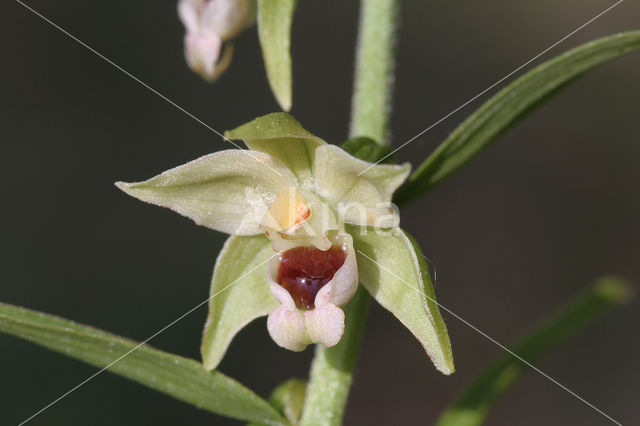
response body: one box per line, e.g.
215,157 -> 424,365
1,0 -> 638,425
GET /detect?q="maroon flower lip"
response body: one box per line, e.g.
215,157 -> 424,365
276,245 -> 347,309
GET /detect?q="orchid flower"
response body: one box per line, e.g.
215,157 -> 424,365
178,0 -> 256,81
116,113 -> 454,374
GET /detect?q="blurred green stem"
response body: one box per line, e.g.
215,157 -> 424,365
299,1 -> 398,424
434,277 -> 631,426
348,0 -> 398,145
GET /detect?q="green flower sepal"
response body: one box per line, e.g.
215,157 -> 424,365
116,113 -> 454,375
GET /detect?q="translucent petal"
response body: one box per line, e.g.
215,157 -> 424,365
314,145 -> 410,227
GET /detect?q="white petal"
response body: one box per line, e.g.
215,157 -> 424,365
177,0 -> 203,33
266,302 -> 346,351
267,256 -> 296,309
314,234 -> 358,308
184,31 -> 224,81
267,306 -> 309,351
201,0 -> 254,40
304,304 -> 345,348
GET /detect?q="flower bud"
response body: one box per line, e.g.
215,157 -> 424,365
178,0 -> 256,81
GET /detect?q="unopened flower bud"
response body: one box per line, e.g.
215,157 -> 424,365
178,0 -> 256,81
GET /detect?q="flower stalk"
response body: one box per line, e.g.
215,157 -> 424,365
300,0 -> 400,423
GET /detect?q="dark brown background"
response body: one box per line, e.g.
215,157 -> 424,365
1,0 -> 638,425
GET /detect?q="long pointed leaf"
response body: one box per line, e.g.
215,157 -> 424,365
0,302 -> 286,425
395,31 -> 640,204
258,0 -> 296,111
434,277 -> 631,426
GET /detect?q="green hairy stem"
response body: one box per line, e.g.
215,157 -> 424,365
300,1 -> 399,424
349,0 -> 398,145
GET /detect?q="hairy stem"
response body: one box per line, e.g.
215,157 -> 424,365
298,289 -> 370,425
348,0 -> 398,145
300,1 -> 399,424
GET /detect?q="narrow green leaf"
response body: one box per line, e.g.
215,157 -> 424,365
434,277 -> 632,426
0,302 -> 286,425
349,226 -> 454,374
258,0 -> 296,111
201,235 -> 278,371
395,31 -> 640,204
225,113 -> 325,185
